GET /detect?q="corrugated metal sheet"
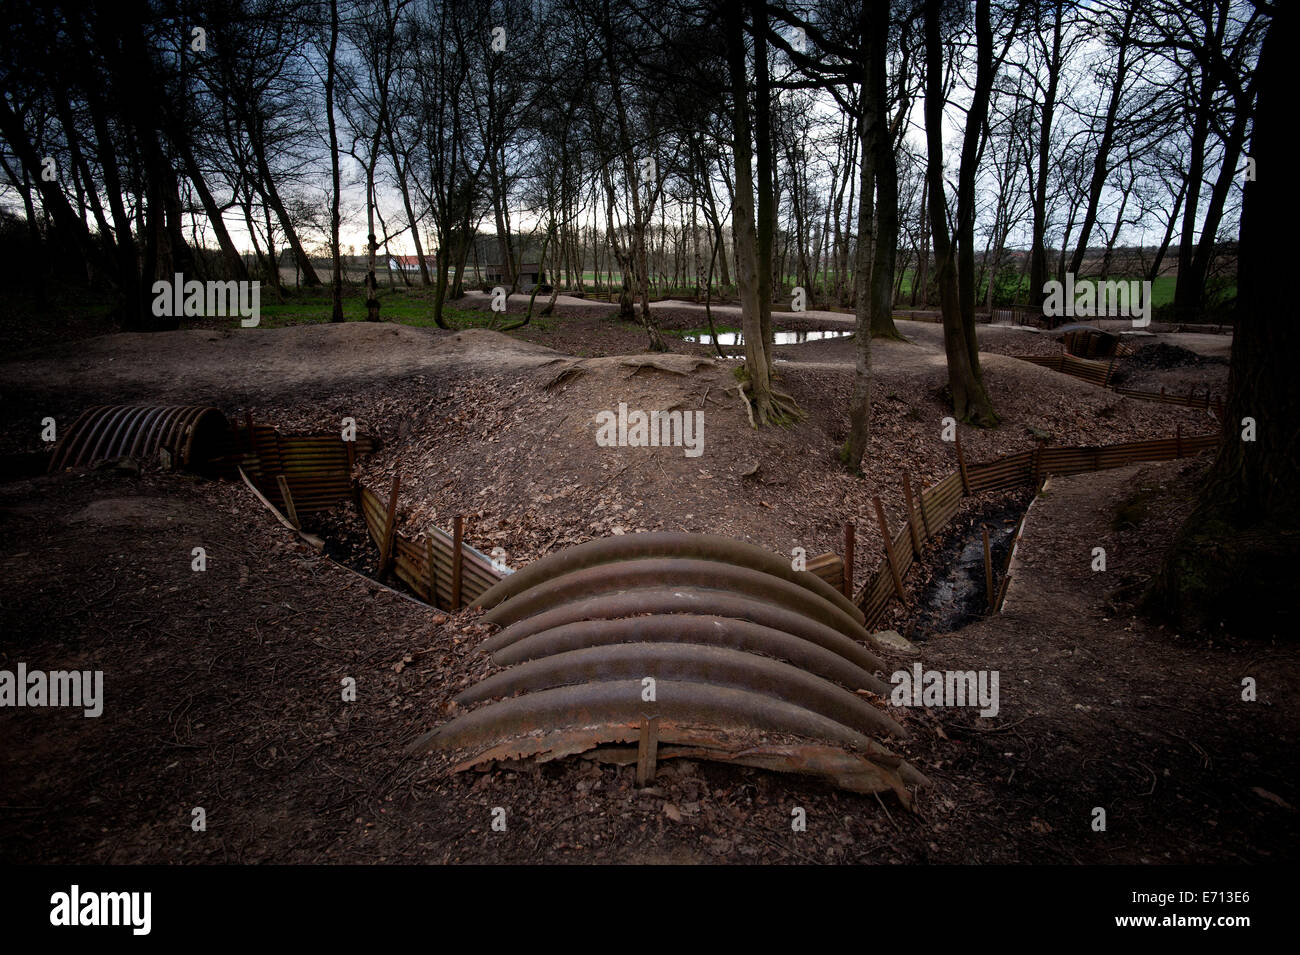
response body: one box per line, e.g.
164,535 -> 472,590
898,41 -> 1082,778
48,405 -> 229,472
411,532 -> 926,799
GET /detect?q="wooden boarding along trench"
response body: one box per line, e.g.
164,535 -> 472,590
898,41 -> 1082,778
852,428 -> 1223,629
47,404 -> 503,611
1012,352 -> 1225,416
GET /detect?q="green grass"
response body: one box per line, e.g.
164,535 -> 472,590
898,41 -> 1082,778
239,286 -> 553,333
889,268 -> 1191,308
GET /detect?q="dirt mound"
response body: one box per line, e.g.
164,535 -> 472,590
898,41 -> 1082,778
1126,342 -> 1227,370
0,322 -> 566,407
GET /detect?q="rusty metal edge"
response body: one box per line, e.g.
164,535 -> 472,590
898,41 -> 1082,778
456,725 -> 926,804
409,679 -> 903,768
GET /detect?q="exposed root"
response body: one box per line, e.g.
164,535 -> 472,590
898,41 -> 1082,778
542,363 -> 586,391
731,383 -> 757,428
732,380 -> 805,428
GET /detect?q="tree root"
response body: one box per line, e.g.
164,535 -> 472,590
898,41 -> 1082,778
732,380 -> 805,428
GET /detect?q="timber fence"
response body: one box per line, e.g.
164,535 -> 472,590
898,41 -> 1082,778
853,429 -> 1222,628
216,416 -> 504,611
1011,353 -> 1226,416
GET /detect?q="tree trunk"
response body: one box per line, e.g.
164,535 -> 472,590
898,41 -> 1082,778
1148,13 -> 1295,637
925,0 -> 997,426
327,0 -> 344,321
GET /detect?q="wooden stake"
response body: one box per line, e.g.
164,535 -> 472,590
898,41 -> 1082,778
995,573 -> 1012,613
955,433 -> 970,494
901,475 -> 922,555
842,522 -> 855,599
1031,440 -> 1042,485
1175,423 -> 1182,458
452,514 -> 464,610
377,473 -> 401,580
425,537 -> 438,607
982,525 -> 993,612
915,476 -> 931,538
872,496 -> 906,601
275,475 -> 300,529
636,715 -> 660,787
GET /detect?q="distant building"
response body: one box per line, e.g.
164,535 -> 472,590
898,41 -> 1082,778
484,263 -> 547,291
388,255 -> 434,272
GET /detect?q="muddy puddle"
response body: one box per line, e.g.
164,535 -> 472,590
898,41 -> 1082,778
906,498 -> 1029,640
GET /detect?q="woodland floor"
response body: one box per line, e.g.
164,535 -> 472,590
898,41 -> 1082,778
3,297 -> 1292,864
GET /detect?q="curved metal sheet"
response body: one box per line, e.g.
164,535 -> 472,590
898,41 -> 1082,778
410,679 -> 900,761
472,531 -> 863,624
493,614 -> 888,698
480,557 -> 872,644
49,405 -> 230,472
454,642 -> 905,739
480,587 -> 886,670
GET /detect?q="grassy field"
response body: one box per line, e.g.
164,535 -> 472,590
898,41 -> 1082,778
251,286 -> 551,332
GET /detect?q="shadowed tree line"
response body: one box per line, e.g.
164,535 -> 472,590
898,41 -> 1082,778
0,1 -> 1280,540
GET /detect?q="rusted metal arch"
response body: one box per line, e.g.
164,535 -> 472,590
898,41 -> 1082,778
483,590 -> 885,674
492,614 -> 888,696
409,679 -> 915,776
48,405 -> 230,472
480,557 -> 873,644
454,642 -> 906,739
472,531 -> 863,624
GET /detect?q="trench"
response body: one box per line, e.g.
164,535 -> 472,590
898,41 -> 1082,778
904,496 -> 1029,641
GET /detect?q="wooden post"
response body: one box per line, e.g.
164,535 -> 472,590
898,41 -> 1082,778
842,522 -> 855,599
244,411 -> 257,455
915,476 -> 931,538
377,473 -> 401,580
275,475 -> 300,529
451,515 -> 464,610
1030,441 -> 1042,485
901,475 -> 922,555
425,537 -> 438,607
982,525 -> 993,611
636,715 -> 659,787
995,573 -> 1012,613
872,496 -> 906,601
1175,424 -> 1182,458
955,433 -> 970,494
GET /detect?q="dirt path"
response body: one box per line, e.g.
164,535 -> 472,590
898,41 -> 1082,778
914,459 -> 1298,862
